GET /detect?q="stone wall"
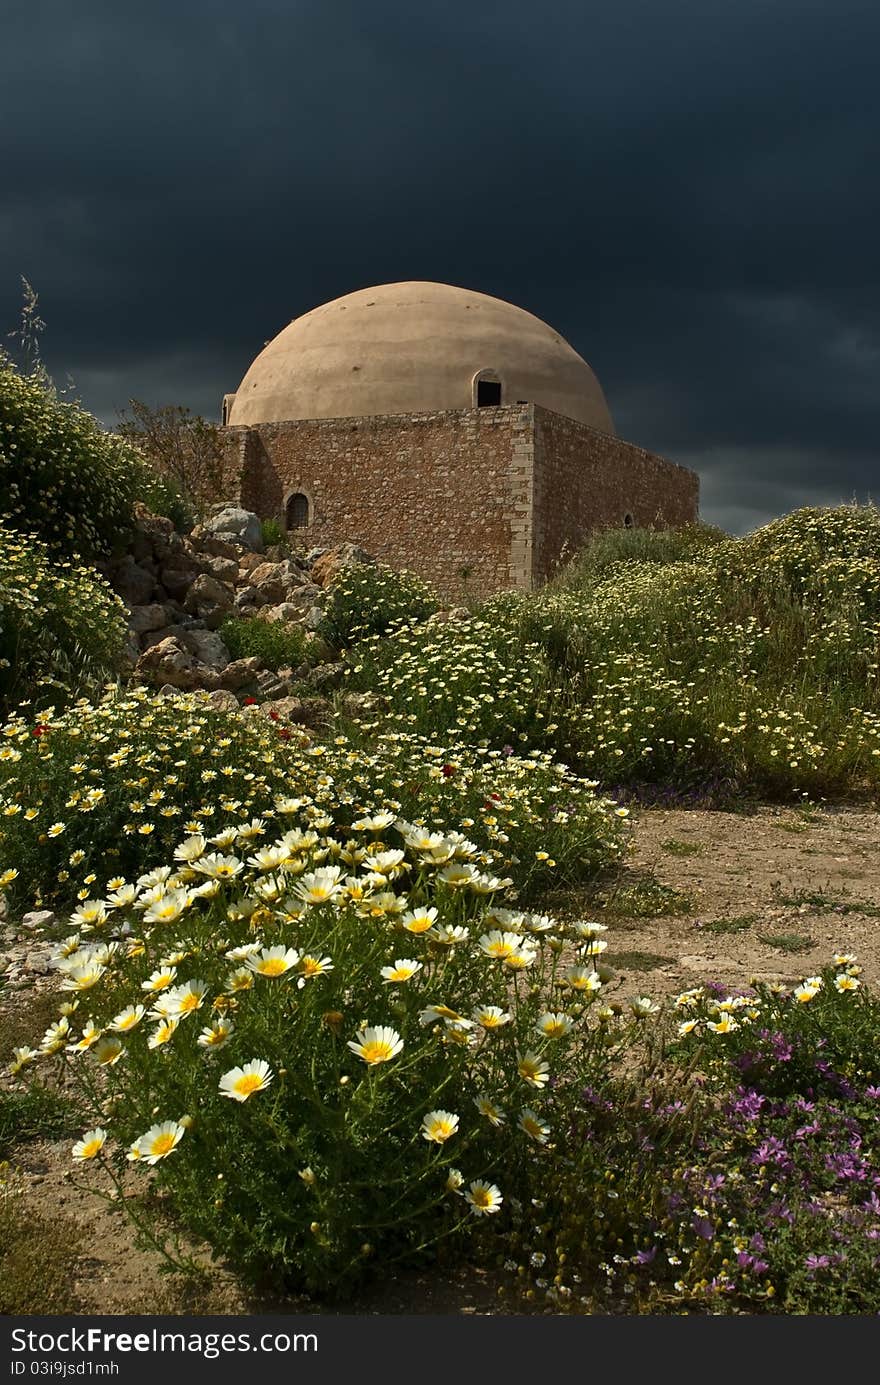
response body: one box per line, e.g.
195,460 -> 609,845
531,406 -> 700,585
229,406 -> 535,600
215,403 -> 700,599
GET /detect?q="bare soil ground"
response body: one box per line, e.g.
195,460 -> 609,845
2,803 -> 878,1315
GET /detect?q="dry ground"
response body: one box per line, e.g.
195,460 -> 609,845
2,802 -> 878,1315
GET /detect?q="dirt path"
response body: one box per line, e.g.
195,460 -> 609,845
2,802 -> 878,1314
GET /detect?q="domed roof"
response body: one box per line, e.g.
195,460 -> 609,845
226,281 -> 614,433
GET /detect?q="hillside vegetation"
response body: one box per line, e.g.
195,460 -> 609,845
2,363 -> 880,1315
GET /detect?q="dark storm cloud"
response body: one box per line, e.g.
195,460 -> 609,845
2,0 -> 878,532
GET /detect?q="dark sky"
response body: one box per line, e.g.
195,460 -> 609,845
2,0 -> 878,533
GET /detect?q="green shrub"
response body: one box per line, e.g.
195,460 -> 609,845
0,353 -> 149,560
505,955 -> 880,1315
261,518 -> 285,549
340,506 -> 880,799
0,688 -> 625,911
550,520 -> 727,592
0,520 -> 128,714
219,617 -> 310,671
320,564 -> 439,648
345,605 -> 560,750
13,809 -> 628,1296
137,470 -> 195,533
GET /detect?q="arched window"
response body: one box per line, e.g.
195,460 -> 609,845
472,369 -> 503,408
286,493 -> 310,529
623,512 -> 634,529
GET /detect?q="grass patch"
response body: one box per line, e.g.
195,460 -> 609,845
605,950 -> 675,972
0,1087 -> 81,1159
700,914 -> 759,934
0,1193 -> 83,1314
598,872 -> 695,919
773,886 -> 880,917
757,932 -> 814,953
659,838 -> 705,856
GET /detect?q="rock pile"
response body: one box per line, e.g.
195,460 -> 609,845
104,505 -> 376,709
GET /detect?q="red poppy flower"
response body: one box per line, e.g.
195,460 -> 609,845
442,764 -> 455,778
277,728 -> 292,740
32,724 -> 49,738
243,696 -> 257,706
268,709 -> 279,721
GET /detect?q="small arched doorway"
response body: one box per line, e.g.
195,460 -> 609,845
285,492 -> 310,530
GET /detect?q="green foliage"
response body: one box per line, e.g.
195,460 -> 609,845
549,520 -> 727,593
261,518 -> 285,548
0,352 -> 149,560
0,1085 -> 80,1157
505,958 -> 880,1315
116,399 -> 228,521
0,689 -> 625,912
346,606 -> 559,750
0,519 -> 128,714
137,470 -> 195,532
14,799 -> 627,1296
347,507 -> 880,799
219,616 -> 310,671
320,563 -> 439,649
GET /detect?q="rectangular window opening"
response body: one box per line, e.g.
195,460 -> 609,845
477,380 -> 502,407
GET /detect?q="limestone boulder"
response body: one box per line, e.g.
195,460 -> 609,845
184,574 -> 235,629
190,529 -> 241,562
178,628 -> 231,670
114,556 -> 155,606
202,507 -> 264,552
234,585 -> 266,610
128,603 -> 169,636
311,542 -> 376,588
237,552 -> 266,575
220,657 -> 264,691
160,566 -> 199,601
200,553 -> 240,585
207,689 -> 241,714
260,603 -> 302,624
136,637 -> 201,691
247,559 -> 307,604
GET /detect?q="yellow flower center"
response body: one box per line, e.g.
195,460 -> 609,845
150,1133 -> 177,1157
360,1041 -> 394,1064
259,959 -> 288,976
81,1138 -> 103,1159
234,1073 -> 264,1096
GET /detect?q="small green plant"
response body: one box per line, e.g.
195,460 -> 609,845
773,886 -> 880,917
260,518 -> 285,549
597,872 -> 695,919
0,1086 -> 80,1157
757,932 -> 814,953
605,950 -> 674,972
659,838 -> 705,856
701,914 -> 758,934
219,616 -> 309,671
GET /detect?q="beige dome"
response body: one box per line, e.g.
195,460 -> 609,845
226,281 -> 614,433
